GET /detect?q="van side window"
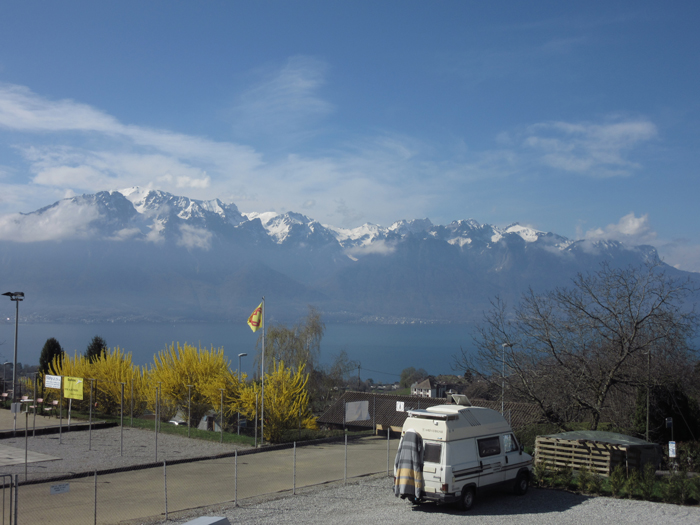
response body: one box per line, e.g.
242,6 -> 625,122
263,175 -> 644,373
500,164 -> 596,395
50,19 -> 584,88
424,443 -> 442,463
477,436 -> 501,457
503,433 -> 519,453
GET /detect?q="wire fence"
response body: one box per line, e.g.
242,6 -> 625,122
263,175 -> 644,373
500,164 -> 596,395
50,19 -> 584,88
1,433 -> 399,524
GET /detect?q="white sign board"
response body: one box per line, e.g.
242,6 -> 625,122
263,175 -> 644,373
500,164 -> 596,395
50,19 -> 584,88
396,401 -> 405,412
345,400 -> 370,422
669,441 -> 676,458
50,483 -> 70,495
45,375 -> 62,389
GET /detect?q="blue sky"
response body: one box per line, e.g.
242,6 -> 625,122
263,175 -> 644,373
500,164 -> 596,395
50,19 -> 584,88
0,2 -> 699,270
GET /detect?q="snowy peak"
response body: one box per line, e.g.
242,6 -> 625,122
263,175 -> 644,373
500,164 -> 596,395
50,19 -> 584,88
118,187 -> 243,226
243,210 -> 337,247
5,188 -> 652,262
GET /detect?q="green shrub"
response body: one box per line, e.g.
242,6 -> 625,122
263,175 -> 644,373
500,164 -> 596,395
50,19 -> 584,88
662,468 -> 691,505
626,469 -> 641,499
554,465 -> 574,488
577,466 -> 592,493
586,471 -> 603,494
689,475 -> 700,502
609,464 -> 627,497
639,463 -> 656,500
533,459 -> 550,487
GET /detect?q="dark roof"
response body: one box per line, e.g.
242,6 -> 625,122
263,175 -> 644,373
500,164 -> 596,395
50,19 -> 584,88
414,377 -> 435,389
317,391 -> 543,430
541,431 -> 655,447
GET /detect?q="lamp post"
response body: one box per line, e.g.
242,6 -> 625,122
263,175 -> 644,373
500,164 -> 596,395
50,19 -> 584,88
501,343 -> 513,416
237,353 -> 247,435
3,292 -> 24,433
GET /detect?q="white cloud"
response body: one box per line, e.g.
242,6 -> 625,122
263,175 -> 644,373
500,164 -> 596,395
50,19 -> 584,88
0,199 -> 101,242
584,212 -> 657,245
177,224 -> 212,250
0,80 -> 664,236
523,119 -> 657,177
344,239 -> 397,258
230,56 -> 333,139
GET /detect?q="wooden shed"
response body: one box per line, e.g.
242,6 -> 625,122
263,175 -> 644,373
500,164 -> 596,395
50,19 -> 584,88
535,431 -> 662,477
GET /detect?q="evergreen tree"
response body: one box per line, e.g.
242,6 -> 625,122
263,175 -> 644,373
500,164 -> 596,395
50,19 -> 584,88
39,338 -> 64,374
86,336 -> 107,362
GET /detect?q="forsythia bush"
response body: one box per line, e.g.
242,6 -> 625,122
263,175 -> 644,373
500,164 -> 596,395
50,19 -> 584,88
239,361 -> 317,443
47,348 -> 149,416
149,343 -> 241,425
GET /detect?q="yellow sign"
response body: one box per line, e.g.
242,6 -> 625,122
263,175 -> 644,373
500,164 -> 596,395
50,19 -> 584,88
63,376 -> 84,400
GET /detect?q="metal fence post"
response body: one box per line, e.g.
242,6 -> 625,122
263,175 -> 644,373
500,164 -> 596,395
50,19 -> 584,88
234,449 -> 238,507
13,475 -> 17,525
155,386 -> 159,462
24,412 -> 28,481
293,442 -> 296,495
130,377 -> 134,427
120,383 -> 125,457
89,379 -> 94,451
187,385 -> 192,439
387,428 -> 390,477
32,374 -> 36,437
163,459 -> 168,521
93,470 -> 97,525
220,389 -> 224,444
344,434 -> 347,486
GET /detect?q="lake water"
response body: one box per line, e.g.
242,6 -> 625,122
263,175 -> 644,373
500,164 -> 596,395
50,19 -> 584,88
1,322 -> 477,382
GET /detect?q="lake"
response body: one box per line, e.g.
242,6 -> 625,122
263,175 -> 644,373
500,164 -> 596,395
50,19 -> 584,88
1,322 -> 477,382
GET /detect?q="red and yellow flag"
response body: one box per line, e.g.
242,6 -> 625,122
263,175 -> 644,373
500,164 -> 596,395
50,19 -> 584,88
247,302 -> 263,332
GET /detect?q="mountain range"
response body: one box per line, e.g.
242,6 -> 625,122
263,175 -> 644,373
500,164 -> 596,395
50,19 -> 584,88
0,188 -> 690,324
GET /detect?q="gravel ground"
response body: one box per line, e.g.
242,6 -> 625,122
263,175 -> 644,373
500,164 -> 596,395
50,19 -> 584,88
1,426 -> 250,481
3,427 -> 699,524
170,475 -> 700,525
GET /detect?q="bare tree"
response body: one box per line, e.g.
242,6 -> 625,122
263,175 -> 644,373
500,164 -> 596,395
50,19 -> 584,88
255,305 -> 325,374
453,261 -> 698,430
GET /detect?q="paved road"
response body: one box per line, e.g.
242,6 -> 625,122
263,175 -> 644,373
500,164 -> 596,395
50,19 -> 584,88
11,436 -> 399,524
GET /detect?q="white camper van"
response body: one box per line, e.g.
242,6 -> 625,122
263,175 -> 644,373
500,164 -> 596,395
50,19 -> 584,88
394,396 -> 532,510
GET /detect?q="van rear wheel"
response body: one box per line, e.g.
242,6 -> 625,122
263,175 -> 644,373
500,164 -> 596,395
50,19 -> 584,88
460,487 -> 474,511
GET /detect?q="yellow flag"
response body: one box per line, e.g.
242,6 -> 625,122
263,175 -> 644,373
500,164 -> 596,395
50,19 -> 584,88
248,302 -> 263,332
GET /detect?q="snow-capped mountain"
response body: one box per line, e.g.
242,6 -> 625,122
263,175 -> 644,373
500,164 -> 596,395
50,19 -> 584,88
0,188 -> 683,324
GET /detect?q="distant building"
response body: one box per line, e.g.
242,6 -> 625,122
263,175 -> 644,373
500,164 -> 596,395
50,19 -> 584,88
411,377 -> 446,398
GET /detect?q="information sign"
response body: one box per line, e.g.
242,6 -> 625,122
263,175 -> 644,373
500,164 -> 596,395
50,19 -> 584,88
63,377 -> 84,400
669,441 -> 676,458
50,483 -> 70,495
45,375 -> 62,390
396,401 -> 405,412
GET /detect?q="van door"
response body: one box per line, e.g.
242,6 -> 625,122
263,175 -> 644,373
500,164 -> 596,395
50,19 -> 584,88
503,433 -> 523,482
476,435 -> 505,488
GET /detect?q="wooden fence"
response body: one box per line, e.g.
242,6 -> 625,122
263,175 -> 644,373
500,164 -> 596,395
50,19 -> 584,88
534,435 -> 646,477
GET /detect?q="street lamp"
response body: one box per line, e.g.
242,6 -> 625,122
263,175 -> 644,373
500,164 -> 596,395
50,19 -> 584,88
238,352 -> 247,435
3,291 -> 24,433
501,343 -> 513,416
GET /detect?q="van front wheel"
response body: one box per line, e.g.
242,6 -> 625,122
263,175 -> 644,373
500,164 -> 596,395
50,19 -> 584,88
460,487 -> 474,511
514,473 -> 529,495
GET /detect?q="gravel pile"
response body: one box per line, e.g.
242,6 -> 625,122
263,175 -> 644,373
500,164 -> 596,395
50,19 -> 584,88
171,476 -> 700,525
1,426 -> 249,481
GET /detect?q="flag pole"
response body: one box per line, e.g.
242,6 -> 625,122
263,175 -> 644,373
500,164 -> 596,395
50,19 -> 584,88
261,296 -> 265,446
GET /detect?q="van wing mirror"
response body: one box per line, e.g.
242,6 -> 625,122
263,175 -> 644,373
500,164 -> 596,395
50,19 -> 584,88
519,444 -> 524,455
